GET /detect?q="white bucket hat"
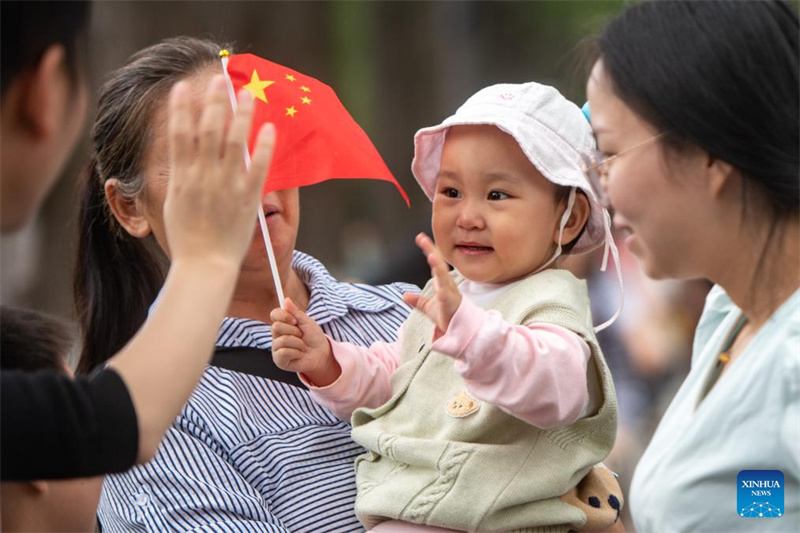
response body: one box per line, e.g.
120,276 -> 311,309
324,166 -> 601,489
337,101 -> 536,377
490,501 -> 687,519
411,82 -> 622,331
412,81 -> 604,255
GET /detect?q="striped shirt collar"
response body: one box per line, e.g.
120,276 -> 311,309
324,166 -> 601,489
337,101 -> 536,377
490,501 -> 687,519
293,250 -> 396,319
215,250 -> 400,349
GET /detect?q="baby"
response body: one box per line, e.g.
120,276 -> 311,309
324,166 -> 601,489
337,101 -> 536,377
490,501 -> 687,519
271,82 -> 619,533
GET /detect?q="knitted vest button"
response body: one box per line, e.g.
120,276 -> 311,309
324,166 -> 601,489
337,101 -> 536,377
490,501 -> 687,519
445,390 -> 480,418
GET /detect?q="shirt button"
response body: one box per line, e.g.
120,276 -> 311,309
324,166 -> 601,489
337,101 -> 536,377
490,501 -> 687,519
134,492 -> 150,507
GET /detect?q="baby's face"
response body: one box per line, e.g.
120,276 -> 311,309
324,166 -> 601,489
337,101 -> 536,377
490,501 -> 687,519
432,125 -> 560,284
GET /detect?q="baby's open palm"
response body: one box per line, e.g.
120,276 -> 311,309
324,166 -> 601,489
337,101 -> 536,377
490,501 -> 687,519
402,233 -> 462,334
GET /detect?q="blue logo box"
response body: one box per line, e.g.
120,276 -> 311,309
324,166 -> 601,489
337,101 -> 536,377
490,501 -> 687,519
738,470 -> 784,518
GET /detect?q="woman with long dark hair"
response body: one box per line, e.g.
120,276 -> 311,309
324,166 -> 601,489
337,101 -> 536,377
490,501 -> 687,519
75,36 -> 415,532
584,1 -> 799,530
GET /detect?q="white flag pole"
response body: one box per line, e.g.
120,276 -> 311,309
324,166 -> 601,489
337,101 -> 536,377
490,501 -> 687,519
219,51 -> 286,309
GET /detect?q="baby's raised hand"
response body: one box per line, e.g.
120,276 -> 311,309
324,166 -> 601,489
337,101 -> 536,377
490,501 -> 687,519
270,298 -> 341,387
402,233 -> 462,334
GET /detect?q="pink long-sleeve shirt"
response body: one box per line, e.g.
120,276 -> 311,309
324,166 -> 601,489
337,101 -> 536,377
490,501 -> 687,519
305,281 -> 593,429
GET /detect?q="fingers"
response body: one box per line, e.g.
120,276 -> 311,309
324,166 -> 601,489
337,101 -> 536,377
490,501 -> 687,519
270,307 -> 297,326
272,332 -> 308,372
284,298 -> 314,326
272,347 -> 306,372
273,334 -> 307,353
402,292 -> 420,308
197,75 -> 229,171
167,81 -> 193,189
402,292 -> 429,312
402,292 -> 419,308
270,306 -> 303,341
220,89 -> 255,187
271,320 -> 302,339
247,123 -> 276,198
271,299 -> 316,335
415,233 -> 451,286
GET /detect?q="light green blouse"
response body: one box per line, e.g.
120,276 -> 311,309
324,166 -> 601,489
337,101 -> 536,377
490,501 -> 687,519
630,285 -> 800,532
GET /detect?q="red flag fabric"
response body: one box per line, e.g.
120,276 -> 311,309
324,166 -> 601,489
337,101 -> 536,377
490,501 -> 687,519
225,53 -> 409,206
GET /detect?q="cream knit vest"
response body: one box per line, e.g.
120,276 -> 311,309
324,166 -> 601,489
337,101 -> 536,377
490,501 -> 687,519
351,269 -> 617,533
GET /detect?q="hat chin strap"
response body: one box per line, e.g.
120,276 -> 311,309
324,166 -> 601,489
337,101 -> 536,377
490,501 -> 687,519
533,187 -> 577,275
531,187 -> 624,333
594,208 -> 624,333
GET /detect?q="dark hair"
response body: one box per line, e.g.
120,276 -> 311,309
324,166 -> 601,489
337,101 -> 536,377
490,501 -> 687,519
0,306 -> 74,374
595,0 -> 799,296
74,37 -> 226,374
0,1 -> 91,98
596,0 -> 799,218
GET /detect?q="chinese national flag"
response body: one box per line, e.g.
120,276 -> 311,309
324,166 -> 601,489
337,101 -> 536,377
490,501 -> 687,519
226,53 -> 409,206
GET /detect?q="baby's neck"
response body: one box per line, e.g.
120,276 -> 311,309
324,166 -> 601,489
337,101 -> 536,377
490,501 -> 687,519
459,277 -> 522,309
464,266 -> 555,287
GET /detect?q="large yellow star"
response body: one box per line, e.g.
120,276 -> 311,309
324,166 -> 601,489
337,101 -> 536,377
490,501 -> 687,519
286,106 -> 298,117
300,96 -> 312,105
243,70 -> 275,103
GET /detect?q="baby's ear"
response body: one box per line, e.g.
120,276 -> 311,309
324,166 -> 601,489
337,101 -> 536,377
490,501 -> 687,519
556,189 -> 590,247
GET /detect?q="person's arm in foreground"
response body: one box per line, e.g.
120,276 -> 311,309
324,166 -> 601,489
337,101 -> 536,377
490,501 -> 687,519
0,76 -> 275,480
110,77 -> 275,464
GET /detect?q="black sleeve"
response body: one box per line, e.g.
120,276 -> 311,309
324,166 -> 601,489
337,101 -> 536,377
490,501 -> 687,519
1,367 -> 139,480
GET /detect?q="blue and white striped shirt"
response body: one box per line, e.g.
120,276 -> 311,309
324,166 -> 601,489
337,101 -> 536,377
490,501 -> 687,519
98,251 -> 416,532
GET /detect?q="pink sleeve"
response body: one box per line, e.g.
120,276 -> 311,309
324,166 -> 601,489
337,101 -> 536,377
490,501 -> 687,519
302,328 -> 405,421
431,297 -> 590,429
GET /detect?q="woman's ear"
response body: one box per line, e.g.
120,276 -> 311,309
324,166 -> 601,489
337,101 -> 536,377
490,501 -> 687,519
104,179 -> 151,238
706,154 -> 738,199
29,481 -> 49,494
555,190 -> 591,246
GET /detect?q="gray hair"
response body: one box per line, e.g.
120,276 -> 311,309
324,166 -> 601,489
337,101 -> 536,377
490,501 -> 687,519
75,36 -> 230,375
92,37 -> 227,209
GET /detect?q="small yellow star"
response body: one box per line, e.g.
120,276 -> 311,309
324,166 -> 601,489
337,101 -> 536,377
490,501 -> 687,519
243,70 -> 275,103
285,74 -> 296,82
300,85 -> 311,93
300,96 -> 312,105
286,106 -> 298,117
